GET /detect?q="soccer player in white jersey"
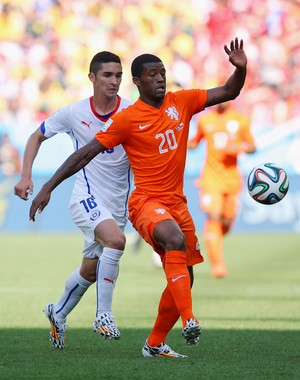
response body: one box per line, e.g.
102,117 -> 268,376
14,51 -> 133,349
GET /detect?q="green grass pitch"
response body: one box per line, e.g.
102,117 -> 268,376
0,233 -> 299,379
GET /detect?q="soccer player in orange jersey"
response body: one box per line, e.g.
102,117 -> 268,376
29,38 -> 247,358
188,102 -> 256,278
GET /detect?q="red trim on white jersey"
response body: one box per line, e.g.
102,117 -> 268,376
89,96 -> 121,121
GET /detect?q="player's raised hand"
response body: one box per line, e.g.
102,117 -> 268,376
224,38 -> 247,69
29,186 -> 51,221
14,178 -> 33,200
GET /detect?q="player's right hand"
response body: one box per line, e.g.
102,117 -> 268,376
29,187 -> 51,221
14,178 -> 33,200
224,37 -> 247,69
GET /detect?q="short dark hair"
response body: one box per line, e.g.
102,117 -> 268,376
131,54 -> 162,77
89,51 -> 121,74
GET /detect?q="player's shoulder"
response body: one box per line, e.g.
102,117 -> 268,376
117,99 -> 138,115
107,100 -> 140,131
110,103 -> 133,125
162,90 -> 184,105
170,88 -> 207,103
54,98 -> 89,115
119,97 -> 134,110
69,97 -> 90,110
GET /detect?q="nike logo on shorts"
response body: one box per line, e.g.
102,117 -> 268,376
139,124 -> 151,129
171,275 -> 187,282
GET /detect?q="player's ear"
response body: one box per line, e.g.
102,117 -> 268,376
88,72 -> 96,83
132,76 -> 140,86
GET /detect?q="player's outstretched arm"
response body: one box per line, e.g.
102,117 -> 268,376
29,138 -> 105,221
206,38 -> 247,107
14,128 -> 47,200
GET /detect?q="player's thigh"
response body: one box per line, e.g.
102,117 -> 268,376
131,199 -> 203,266
69,195 -> 117,244
199,190 -> 223,216
69,196 -> 125,258
94,218 -> 126,249
130,199 -> 177,255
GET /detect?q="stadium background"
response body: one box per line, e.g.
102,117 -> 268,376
0,0 -> 299,233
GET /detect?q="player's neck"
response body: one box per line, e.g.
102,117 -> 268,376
139,96 -> 164,109
92,94 -> 119,115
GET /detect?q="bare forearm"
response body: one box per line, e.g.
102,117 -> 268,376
206,67 -> 247,107
223,38 -> 247,99
14,130 -> 47,200
206,38 -> 247,107
21,132 -> 46,179
223,66 -> 247,100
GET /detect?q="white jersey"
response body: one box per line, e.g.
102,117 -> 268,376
41,96 -> 133,218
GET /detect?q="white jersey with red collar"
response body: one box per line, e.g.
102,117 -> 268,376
41,96 -> 133,217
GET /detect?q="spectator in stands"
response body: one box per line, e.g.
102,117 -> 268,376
0,133 -> 21,176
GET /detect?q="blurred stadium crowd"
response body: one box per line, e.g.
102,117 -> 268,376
0,0 -> 299,160
0,0 -> 299,233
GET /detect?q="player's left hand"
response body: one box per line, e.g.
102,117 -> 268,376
29,186 -> 51,221
224,38 -> 247,69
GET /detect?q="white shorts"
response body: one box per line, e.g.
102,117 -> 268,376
69,194 -> 127,259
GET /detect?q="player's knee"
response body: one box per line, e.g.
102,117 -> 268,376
110,233 -> 126,250
222,225 -> 230,235
165,233 -> 186,252
221,218 -> 233,235
96,232 -> 126,250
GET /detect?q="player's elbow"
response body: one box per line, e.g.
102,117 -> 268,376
227,89 -> 241,101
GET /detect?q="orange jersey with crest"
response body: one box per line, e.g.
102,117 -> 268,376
95,89 -> 207,205
190,107 -> 254,194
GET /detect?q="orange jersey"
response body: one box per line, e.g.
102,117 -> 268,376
190,107 -> 254,193
95,89 -> 207,205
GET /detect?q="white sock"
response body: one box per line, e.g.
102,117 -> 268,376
96,247 -> 123,318
53,269 -> 93,324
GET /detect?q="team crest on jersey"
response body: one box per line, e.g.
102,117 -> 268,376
165,106 -> 179,121
90,210 -> 101,221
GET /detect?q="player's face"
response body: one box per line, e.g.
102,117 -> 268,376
89,62 -> 123,98
134,62 -> 166,106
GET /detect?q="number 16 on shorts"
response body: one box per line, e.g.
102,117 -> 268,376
80,197 -> 97,213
